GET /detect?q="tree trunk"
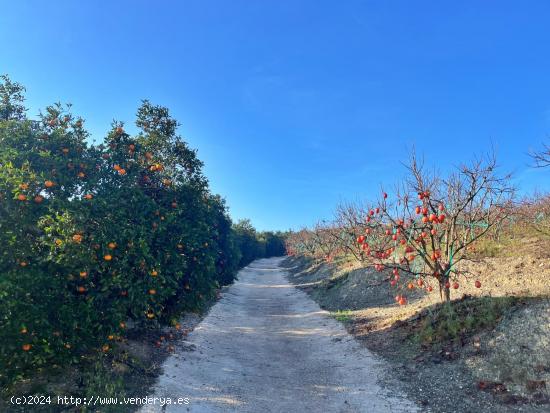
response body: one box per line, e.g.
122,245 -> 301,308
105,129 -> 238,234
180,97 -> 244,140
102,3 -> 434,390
439,278 -> 451,302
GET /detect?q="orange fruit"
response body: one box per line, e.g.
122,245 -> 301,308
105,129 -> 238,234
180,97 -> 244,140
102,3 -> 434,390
22,344 -> 31,351
17,194 -> 27,201
44,180 -> 54,188
72,234 -> 83,243
34,195 -> 44,203
107,242 -> 116,249
104,254 -> 112,261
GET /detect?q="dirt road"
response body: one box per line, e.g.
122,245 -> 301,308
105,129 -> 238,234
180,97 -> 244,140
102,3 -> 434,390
139,257 -> 418,412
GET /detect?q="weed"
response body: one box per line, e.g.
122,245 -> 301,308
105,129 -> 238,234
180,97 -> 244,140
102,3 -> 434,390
415,296 -> 518,346
332,310 -> 353,322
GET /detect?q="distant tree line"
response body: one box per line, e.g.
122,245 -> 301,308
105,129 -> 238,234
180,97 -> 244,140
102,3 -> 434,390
232,219 -> 288,267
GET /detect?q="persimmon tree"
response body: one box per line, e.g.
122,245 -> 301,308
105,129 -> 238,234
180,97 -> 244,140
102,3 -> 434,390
530,140 -> 550,168
362,152 -> 514,302
285,152 -> 514,304
518,195 -> 550,237
310,222 -> 340,263
286,229 -> 318,258
330,202 -> 370,262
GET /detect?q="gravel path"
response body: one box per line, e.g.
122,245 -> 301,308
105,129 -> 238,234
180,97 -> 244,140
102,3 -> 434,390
139,257 -> 418,412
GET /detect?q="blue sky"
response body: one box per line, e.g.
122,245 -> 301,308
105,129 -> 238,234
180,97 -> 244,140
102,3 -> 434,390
1,1 -> 549,231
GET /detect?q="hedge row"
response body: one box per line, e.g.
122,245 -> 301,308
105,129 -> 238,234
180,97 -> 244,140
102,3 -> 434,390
0,75 -> 285,388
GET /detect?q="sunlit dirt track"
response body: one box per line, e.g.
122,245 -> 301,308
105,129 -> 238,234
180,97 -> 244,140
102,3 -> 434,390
140,257 -> 418,413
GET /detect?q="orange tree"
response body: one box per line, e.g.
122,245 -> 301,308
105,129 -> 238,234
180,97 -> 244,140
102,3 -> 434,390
233,219 -> 266,267
0,76 -> 283,390
0,98 -> 100,382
